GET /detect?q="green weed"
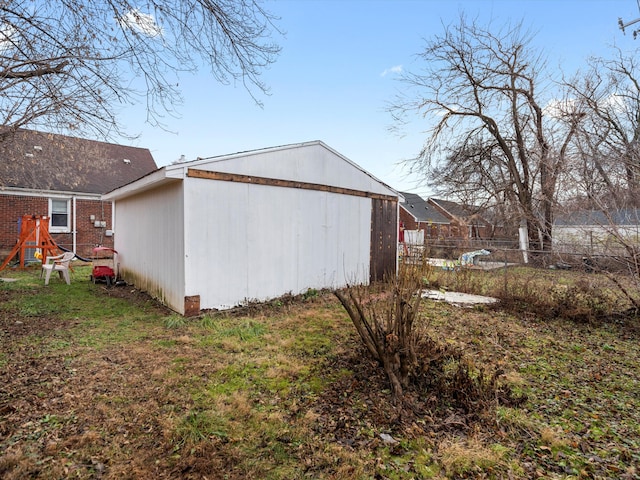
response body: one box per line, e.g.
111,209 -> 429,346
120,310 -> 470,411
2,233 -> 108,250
174,410 -> 228,447
164,314 -> 187,329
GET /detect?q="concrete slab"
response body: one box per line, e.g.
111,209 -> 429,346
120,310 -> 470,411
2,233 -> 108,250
427,258 -> 516,271
422,289 -> 499,307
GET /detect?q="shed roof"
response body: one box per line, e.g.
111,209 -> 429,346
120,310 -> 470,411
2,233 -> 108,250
105,140 -> 398,201
555,209 -> 640,226
399,192 -> 449,224
0,129 -> 157,194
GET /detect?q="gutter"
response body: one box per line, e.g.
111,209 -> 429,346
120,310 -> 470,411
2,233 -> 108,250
73,196 -> 77,253
0,186 -> 101,200
102,168 -> 173,201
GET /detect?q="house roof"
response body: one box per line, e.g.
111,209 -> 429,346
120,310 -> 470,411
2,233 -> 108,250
555,209 -> 640,226
0,129 -> 157,194
399,192 -> 450,224
429,198 -> 484,220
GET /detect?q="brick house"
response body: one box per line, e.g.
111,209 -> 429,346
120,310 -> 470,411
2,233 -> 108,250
428,198 -> 492,239
399,192 -> 450,240
0,129 -> 157,259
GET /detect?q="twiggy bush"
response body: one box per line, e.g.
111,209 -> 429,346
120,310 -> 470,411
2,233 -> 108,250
334,263 -> 424,403
494,269 -> 623,322
335,264 -> 519,414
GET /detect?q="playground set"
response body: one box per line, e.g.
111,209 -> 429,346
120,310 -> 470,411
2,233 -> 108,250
0,215 -> 61,271
0,214 -> 118,285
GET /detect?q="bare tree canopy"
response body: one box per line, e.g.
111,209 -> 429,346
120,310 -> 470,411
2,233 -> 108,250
390,16 -> 581,250
564,47 -> 640,209
0,0 -> 280,140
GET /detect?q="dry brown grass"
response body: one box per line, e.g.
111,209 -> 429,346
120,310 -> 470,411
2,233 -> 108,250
1,266 -> 639,478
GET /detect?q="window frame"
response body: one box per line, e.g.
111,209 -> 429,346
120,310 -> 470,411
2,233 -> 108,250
49,197 -> 71,233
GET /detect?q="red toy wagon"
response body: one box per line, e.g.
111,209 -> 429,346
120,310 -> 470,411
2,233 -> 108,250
90,246 -> 118,286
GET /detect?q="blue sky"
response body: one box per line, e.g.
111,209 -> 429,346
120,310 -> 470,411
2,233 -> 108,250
119,0 -> 640,198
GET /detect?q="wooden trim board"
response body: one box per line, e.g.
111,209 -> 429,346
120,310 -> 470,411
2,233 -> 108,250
187,168 -> 397,202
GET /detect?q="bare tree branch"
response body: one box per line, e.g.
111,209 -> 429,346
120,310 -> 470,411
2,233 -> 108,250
389,16 -> 578,250
0,0 -> 281,141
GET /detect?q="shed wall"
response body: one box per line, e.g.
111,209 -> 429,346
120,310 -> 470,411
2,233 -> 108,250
113,181 -> 186,313
183,177 -> 371,310
188,145 -> 393,197
553,225 -> 640,255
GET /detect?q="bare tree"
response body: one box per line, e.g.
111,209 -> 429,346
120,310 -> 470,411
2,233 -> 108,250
0,0 -> 280,141
559,48 -> 640,305
390,17 -> 582,251
565,48 -> 640,209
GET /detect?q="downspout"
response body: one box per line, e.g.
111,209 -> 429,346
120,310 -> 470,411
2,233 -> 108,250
396,199 -> 400,275
111,199 -> 115,240
72,196 -> 77,253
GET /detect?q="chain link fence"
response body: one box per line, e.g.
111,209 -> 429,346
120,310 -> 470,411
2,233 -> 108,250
400,237 -> 638,275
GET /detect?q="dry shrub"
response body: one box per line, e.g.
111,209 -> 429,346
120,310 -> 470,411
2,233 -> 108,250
547,280 -> 612,321
429,264 -> 486,295
334,262 -> 424,403
428,259 -> 638,323
335,263 -> 520,415
491,269 -> 624,323
413,336 -> 523,417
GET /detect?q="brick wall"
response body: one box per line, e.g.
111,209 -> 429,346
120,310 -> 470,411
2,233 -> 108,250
0,195 -> 48,254
400,207 -> 451,239
52,199 -> 113,257
0,194 -> 114,260
399,208 -> 418,230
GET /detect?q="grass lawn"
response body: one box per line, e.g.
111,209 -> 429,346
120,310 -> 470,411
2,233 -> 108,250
1,265 -> 639,479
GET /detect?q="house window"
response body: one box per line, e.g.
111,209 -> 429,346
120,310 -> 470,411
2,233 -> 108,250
49,198 -> 71,233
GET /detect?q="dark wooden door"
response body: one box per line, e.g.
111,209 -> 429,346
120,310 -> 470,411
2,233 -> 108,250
370,198 -> 397,282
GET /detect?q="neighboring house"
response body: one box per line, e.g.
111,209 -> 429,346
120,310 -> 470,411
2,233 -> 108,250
399,192 -> 450,241
0,129 -> 157,259
428,198 -> 493,239
553,209 -> 640,255
104,141 -> 399,315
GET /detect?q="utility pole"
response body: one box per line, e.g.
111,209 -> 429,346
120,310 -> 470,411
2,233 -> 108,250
619,0 -> 640,38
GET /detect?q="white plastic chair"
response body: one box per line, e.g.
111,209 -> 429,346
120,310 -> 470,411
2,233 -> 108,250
42,252 -> 75,285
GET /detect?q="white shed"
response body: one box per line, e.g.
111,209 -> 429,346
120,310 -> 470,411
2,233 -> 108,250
103,141 -> 399,315
553,209 -> 640,255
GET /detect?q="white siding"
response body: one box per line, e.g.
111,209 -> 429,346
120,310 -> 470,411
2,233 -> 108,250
554,225 -> 640,255
184,176 -> 370,310
107,141 -> 398,314
113,181 -> 186,313
175,142 -> 395,197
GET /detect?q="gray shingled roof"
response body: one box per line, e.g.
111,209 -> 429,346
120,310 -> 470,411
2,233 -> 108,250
555,209 -> 640,226
400,192 -> 450,224
0,129 -> 157,194
429,198 -> 482,219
